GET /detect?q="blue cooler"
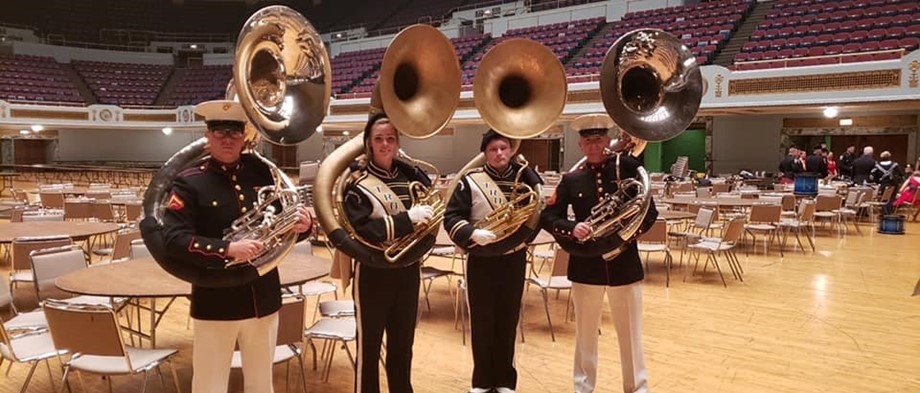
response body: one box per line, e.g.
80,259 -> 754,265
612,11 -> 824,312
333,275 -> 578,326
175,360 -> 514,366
794,174 -> 818,196
878,215 -> 905,235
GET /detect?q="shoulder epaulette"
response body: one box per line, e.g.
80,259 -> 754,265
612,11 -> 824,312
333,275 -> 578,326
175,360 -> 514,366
178,163 -> 207,178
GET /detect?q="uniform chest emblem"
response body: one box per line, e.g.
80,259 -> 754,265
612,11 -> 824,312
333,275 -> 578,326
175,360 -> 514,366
376,185 -> 400,212
482,182 -> 503,205
166,192 -> 185,211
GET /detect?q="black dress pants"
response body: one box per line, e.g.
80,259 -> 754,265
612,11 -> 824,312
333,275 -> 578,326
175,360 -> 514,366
466,249 -> 527,390
354,262 -> 420,393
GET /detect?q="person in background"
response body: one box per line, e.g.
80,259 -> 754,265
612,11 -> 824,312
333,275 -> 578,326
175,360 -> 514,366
852,146 -> 875,185
825,152 -> 838,181
805,146 -> 828,178
883,170 -> 920,218
778,147 -> 800,184
871,151 -> 905,203
838,145 -> 857,179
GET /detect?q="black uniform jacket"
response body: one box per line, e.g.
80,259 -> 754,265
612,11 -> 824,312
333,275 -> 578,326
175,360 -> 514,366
540,154 -> 658,286
805,154 -> 828,177
444,162 -> 543,251
162,154 -> 283,321
838,152 -> 857,177
343,160 -> 432,264
852,155 -> 876,185
778,155 -> 801,179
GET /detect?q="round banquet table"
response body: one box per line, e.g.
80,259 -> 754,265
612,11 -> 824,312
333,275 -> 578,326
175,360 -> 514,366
25,186 -> 91,195
0,222 -> 121,244
56,254 -> 332,297
55,253 -> 332,347
661,197 -> 773,209
659,210 -> 697,221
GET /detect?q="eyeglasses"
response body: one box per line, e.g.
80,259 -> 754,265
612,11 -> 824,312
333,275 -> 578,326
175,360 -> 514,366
209,130 -> 245,140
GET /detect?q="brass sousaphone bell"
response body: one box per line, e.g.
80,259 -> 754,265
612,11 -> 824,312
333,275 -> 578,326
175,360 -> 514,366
141,5 -> 331,285
313,24 -> 461,268
442,38 -> 567,255
556,29 -> 703,260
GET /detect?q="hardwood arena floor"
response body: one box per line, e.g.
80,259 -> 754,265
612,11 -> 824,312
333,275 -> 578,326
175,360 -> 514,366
1,215 -> 919,393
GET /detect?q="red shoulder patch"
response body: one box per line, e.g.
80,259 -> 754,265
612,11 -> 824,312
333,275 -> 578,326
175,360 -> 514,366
167,192 -> 185,211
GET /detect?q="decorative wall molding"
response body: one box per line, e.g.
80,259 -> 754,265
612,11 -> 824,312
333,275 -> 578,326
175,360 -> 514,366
782,126 -> 918,136
88,105 -> 124,123
729,69 -> 901,96
909,60 -> 919,89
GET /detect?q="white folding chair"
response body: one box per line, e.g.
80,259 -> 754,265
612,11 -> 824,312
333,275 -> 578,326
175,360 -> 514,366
0,275 -> 47,334
0,317 -> 67,393
303,318 -> 356,383
130,238 -> 151,259
688,218 -> 747,287
30,245 -> 127,308
524,248 -> 572,342
43,300 -> 181,393
9,235 -> 73,301
637,219 -> 673,286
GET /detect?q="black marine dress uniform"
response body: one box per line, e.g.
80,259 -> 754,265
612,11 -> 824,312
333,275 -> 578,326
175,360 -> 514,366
444,157 -> 543,392
344,159 -> 432,393
541,153 -> 658,286
541,145 -> 657,393
162,154 -> 282,320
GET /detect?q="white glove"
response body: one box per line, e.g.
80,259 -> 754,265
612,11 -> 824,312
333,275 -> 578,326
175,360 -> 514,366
470,229 -> 497,246
407,205 -> 434,224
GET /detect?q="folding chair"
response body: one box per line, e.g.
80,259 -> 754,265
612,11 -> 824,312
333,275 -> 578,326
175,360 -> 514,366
524,248 -> 572,342
0,317 -> 67,393
303,318 -> 356,383
779,200 -> 817,253
0,275 -> 47,334
93,229 -> 142,263
130,239 -> 151,259
30,245 -> 127,308
231,295 -> 307,393
9,235 -> 73,300
637,219 -> 673,286
668,207 -> 717,264
43,299 -> 181,393
687,218 -> 747,287
744,204 -> 783,256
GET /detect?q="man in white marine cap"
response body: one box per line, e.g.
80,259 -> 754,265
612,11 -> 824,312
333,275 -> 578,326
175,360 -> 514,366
159,99 -> 313,392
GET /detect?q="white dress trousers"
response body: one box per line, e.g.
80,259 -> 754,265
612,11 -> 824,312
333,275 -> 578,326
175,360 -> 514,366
571,282 -> 649,393
192,312 -> 279,393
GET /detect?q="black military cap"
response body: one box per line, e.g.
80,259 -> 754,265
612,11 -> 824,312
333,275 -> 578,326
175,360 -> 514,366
480,129 -> 512,152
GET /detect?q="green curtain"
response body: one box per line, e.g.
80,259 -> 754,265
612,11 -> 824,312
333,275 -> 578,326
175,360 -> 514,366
644,129 -> 706,173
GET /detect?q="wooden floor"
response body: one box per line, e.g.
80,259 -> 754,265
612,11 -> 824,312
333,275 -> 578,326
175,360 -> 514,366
2,209 -> 920,392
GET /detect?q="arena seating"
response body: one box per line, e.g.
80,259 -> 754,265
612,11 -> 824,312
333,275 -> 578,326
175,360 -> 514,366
0,56 -> 83,104
566,0 -> 754,81
528,0 -> 607,13
460,17 -> 606,88
733,0 -> 919,70
344,34 -> 489,97
332,48 -> 388,96
167,65 -> 233,107
2,0 -> 916,106
376,0 -> 467,31
72,61 -> 171,106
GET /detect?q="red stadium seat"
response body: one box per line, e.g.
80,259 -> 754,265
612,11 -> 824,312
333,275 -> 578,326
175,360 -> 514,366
807,46 -> 826,57
824,44 -> 843,55
878,39 -> 900,50
900,37 -> 920,51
